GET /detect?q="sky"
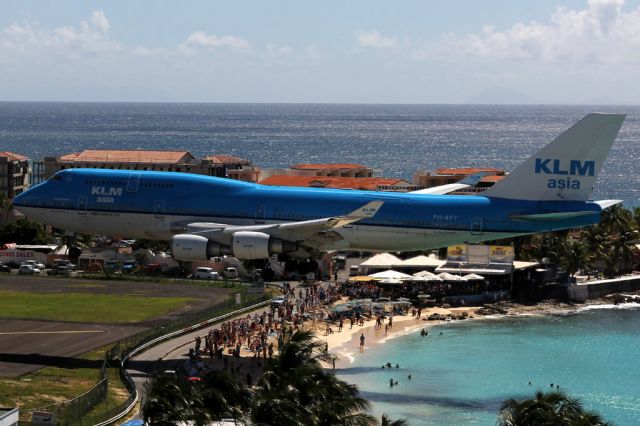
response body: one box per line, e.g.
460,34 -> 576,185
1,0 -> 640,104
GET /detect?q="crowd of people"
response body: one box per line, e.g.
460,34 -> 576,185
185,282 -> 344,373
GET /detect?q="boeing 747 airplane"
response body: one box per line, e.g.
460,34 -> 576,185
13,113 -> 625,261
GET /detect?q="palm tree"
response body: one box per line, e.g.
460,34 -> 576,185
560,240 -> 588,277
381,413 -> 409,426
579,225 -> 607,276
199,369 -> 251,421
142,374 -> 209,426
612,228 -> 639,274
252,328 -> 376,426
497,390 -> 610,426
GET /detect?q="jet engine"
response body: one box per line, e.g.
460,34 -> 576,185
171,231 -> 296,261
171,234 -> 232,261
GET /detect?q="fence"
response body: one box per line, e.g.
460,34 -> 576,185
23,283 -> 271,425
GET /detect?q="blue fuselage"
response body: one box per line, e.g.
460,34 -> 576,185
13,169 -> 603,250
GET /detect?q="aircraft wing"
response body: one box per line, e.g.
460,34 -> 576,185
410,172 -> 488,195
179,200 -> 384,246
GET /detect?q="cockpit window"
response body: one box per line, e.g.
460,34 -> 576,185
52,175 -> 62,181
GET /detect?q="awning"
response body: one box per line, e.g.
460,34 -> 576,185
436,264 -> 512,275
368,270 -> 412,280
463,273 -> 486,281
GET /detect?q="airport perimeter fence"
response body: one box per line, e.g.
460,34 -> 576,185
22,283 -> 272,425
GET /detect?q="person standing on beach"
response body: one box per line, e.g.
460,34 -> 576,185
360,333 -> 365,349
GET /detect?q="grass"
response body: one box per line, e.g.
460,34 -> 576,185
0,289 -> 269,422
0,290 -> 195,323
70,272 -> 248,289
0,345 -> 126,420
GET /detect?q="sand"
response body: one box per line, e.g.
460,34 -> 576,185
311,306 -> 480,368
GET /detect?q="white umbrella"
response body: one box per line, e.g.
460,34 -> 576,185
463,273 -> 486,281
368,270 -> 412,280
378,278 -> 404,284
438,272 -> 467,281
413,270 -> 442,280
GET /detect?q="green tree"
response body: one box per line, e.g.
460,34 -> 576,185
0,218 -> 50,244
199,369 -> 251,421
142,374 -> 209,426
612,228 -> 639,274
560,240 -> 588,277
497,390 -> 610,426
252,329 -> 376,426
599,204 -> 632,235
579,225 -> 607,275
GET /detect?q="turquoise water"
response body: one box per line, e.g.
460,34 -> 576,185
337,305 -> 640,425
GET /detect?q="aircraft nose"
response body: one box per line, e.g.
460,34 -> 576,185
12,190 -> 27,206
12,186 -> 37,208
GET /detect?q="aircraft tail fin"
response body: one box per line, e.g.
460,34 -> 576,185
483,113 -> 625,201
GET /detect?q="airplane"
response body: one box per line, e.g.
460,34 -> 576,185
12,113 -> 625,261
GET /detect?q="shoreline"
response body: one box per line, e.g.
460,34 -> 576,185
317,294 -> 640,369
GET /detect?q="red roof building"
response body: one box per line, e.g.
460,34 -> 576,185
290,163 -> 374,178
259,175 -> 418,192
45,150 -> 260,182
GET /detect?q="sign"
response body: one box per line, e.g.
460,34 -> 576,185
489,245 -> 514,263
32,411 -> 55,425
467,244 -> 490,264
235,293 -> 241,306
447,245 -> 467,262
0,249 -> 48,265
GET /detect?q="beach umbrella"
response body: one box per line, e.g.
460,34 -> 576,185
368,269 -> 412,280
377,278 -> 404,284
463,273 -> 485,281
437,272 -> 467,281
348,275 -> 376,282
413,270 -> 442,280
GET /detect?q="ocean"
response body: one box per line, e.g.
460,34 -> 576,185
1,102 -> 639,204
336,306 -> 640,426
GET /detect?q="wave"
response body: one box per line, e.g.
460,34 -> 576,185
576,302 -> 640,312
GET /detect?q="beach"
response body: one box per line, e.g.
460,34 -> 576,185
317,295 -> 630,369
313,305 -> 481,367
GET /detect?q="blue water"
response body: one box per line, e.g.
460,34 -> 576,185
337,306 -> 640,426
1,102 -> 639,204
